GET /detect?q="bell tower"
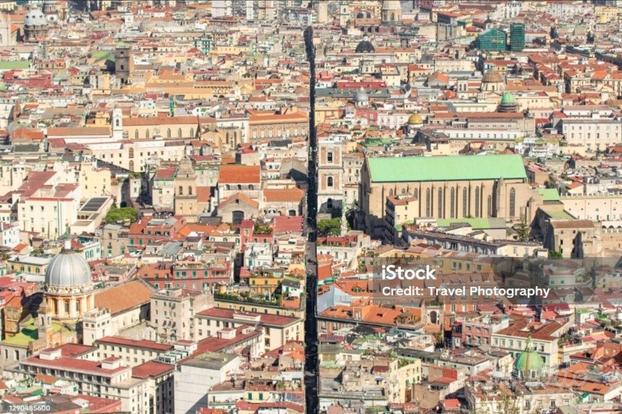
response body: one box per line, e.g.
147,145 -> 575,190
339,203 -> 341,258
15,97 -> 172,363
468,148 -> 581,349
37,301 -> 53,343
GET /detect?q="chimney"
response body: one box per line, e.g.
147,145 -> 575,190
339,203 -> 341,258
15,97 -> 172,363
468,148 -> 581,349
101,357 -> 122,370
40,348 -> 62,361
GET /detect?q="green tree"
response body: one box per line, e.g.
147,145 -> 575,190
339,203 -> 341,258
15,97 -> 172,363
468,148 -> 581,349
105,207 -> 138,224
317,218 -> 341,236
548,249 -> 563,259
513,216 -> 531,242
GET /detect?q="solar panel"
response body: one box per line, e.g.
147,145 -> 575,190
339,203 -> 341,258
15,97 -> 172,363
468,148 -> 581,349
81,197 -> 108,212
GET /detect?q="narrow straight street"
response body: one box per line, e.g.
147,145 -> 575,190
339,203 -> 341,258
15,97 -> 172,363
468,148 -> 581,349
303,24 -> 319,414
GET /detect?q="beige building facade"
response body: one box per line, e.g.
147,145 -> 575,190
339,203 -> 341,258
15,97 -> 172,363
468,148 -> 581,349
360,155 -> 536,238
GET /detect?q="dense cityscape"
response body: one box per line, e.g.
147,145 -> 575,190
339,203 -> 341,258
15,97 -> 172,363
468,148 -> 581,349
0,0 -> 622,413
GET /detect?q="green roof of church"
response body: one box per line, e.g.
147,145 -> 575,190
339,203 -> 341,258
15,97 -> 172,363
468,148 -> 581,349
500,91 -> 517,105
0,60 -> 30,70
367,154 -> 527,183
436,217 -> 506,229
515,338 -> 545,377
538,188 -> 561,202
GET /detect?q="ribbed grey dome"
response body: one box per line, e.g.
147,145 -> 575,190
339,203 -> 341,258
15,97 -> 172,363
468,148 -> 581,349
355,40 -> 375,53
45,251 -> 92,288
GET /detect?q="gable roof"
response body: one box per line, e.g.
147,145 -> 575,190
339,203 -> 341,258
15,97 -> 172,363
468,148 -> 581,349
95,279 -> 153,316
220,192 -> 259,209
263,188 -> 304,203
219,165 -> 261,184
367,154 -> 526,183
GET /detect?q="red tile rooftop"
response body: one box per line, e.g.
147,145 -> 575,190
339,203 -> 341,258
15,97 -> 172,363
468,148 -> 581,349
132,361 -> 174,379
47,127 -> 110,136
235,401 -> 304,413
273,215 -> 304,234
97,336 -> 173,352
263,187 -> 304,203
496,318 -> 562,341
123,115 -> 199,126
154,166 -> 176,180
218,164 -> 261,184
197,307 -> 300,327
193,326 -> 261,355
24,355 -> 128,376
57,343 -> 95,358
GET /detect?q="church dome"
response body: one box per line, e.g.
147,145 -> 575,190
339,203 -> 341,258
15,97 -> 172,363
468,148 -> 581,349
498,91 -> 518,112
408,113 -> 423,125
45,247 -> 92,289
24,8 -> 47,27
500,91 -> 516,106
514,338 -> 544,379
355,38 -> 375,53
482,69 -> 503,83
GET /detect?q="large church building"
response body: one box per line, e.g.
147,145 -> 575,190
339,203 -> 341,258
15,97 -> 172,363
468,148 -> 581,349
360,154 -> 539,238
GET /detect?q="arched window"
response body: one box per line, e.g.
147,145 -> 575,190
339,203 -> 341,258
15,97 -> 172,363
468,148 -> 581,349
327,176 -> 334,187
437,188 -> 443,218
487,195 -> 492,217
146,129 -> 150,138
167,128 -> 171,138
450,188 -> 456,218
475,187 -> 481,217
507,187 -> 516,218
462,187 -> 468,217
134,130 -> 139,139
190,128 -> 195,137
426,188 -> 431,216
188,186 -> 193,195
178,128 -> 182,138
178,186 -> 183,195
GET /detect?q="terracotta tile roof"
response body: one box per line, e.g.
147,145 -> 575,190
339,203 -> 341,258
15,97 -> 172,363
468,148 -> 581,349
496,318 -> 563,341
175,223 -> 218,239
197,409 -> 227,414
123,115 -> 198,126
35,374 -> 57,385
94,279 -> 153,316
248,110 -> 307,124
154,166 -> 176,180
197,307 -> 300,327
235,401 -> 304,413
193,326 -> 261,355
47,127 -> 110,137
97,336 -> 172,352
11,127 -> 44,141
132,361 -> 174,379
550,220 -> 595,229
24,354 -> 128,376
220,192 -> 259,209
273,216 -> 304,234
59,343 -> 95,358
263,188 -> 304,203
196,186 -> 211,202
218,164 -> 261,184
